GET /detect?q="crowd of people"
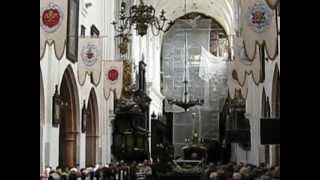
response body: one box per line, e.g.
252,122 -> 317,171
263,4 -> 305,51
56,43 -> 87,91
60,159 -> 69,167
205,162 -> 280,180
40,159 -> 153,180
40,160 -> 279,180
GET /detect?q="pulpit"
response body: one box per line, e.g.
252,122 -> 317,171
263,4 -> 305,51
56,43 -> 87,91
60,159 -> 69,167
112,60 -> 151,162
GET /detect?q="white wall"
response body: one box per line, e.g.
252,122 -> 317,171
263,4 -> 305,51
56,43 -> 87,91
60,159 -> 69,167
40,0 -> 116,169
129,26 -> 165,157
41,0 -> 279,169
232,56 -> 280,166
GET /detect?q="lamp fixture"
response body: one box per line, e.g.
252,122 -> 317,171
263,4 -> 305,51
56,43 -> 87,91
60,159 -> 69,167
112,0 -> 171,37
167,31 -> 204,112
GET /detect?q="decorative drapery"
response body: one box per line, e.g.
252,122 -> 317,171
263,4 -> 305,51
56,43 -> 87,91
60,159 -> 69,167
40,0 -> 68,60
232,37 -> 262,86
241,0 -> 278,60
103,61 -> 123,100
199,47 -> 228,82
265,0 -> 280,9
227,62 -> 249,100
77,37 -> 102,86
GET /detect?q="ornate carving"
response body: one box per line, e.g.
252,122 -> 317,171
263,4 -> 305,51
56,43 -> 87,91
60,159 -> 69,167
115,60 -> 151,113
121,60 -> 134,97
117,33 -> 130,55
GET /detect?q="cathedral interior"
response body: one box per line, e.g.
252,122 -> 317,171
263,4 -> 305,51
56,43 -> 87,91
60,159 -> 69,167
40,0 -> 280,179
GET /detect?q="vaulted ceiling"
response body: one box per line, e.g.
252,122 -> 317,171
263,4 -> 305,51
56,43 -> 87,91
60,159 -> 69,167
148,0 -> 237,35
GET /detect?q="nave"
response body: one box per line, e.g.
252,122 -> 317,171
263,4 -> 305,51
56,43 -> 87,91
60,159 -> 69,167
40,0 -> 280,179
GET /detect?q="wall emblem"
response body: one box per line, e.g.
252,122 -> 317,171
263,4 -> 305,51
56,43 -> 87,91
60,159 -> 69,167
247,2 -> 273,33
81,43 -> 98,67
40,2 -> 64,33
107,69 -> 119,84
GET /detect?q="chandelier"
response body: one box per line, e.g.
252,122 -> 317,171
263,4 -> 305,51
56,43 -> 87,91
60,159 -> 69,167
112,0 -> 171,37
167,31 -> 204,112
167,80 -> 204,112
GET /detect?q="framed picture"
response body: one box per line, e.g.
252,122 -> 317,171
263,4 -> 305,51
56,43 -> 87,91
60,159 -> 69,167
66,0 -> 80,63
52,85 -> 61,127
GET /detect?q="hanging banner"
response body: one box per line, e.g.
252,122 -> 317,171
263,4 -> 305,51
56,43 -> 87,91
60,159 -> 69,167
227,61 -> 249,99
103,61 -> 123,100
40,0 -> 68,60
265,0 -> 280,9
77,37 -> 102,86
226,37 -> 265,98
232,38 -> 262,86
234,38 -> 253,65
241,0 -> 278,60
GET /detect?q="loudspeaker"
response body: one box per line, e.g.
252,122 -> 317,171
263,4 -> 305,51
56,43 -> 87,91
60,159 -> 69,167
260,118 -> 280,144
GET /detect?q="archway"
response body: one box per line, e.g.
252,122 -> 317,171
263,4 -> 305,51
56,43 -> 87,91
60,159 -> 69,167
271,64 -> 280,166
261,88 -> 267,118
40,67 -> 45,170
59,65 -> 80,168
261,88 -> 270,165
272,64 -> 280,118
161,12 -> 229,158
86,88 -> 99,167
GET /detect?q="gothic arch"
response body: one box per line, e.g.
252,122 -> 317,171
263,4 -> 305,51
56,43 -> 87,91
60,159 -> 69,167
261,87 -> 271,164
161,12 -> 228,54
271,63 -> 280,166
272,64 -> 280,118
59,65 -> 80,168
261,87 -> 271,118
86,88 -> 99,167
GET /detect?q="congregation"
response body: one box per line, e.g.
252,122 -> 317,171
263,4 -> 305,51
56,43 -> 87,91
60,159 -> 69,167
41,160 -> 279,180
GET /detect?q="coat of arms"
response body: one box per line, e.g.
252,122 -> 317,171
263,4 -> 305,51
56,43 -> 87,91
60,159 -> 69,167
247,1 -> 273,33
81,44 -> 98,67
40,2 -> 64,33
107,69 -> 119,84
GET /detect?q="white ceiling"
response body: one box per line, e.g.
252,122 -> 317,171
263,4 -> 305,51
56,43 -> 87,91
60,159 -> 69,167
146,0 -> 237,35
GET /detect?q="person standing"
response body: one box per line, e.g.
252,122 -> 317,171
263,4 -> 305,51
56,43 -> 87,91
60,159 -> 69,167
130,161 -> 137,180
144,160 -> 152,180
136,163 -> 145,180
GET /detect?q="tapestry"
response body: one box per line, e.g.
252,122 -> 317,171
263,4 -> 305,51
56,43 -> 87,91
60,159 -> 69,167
103,61 -> 123,100
241,0 -> 277,60
40,0 -> 68,60
77,37 -> 102,86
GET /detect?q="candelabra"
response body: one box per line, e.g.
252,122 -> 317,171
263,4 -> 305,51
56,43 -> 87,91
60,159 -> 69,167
112,0 -> 172,37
